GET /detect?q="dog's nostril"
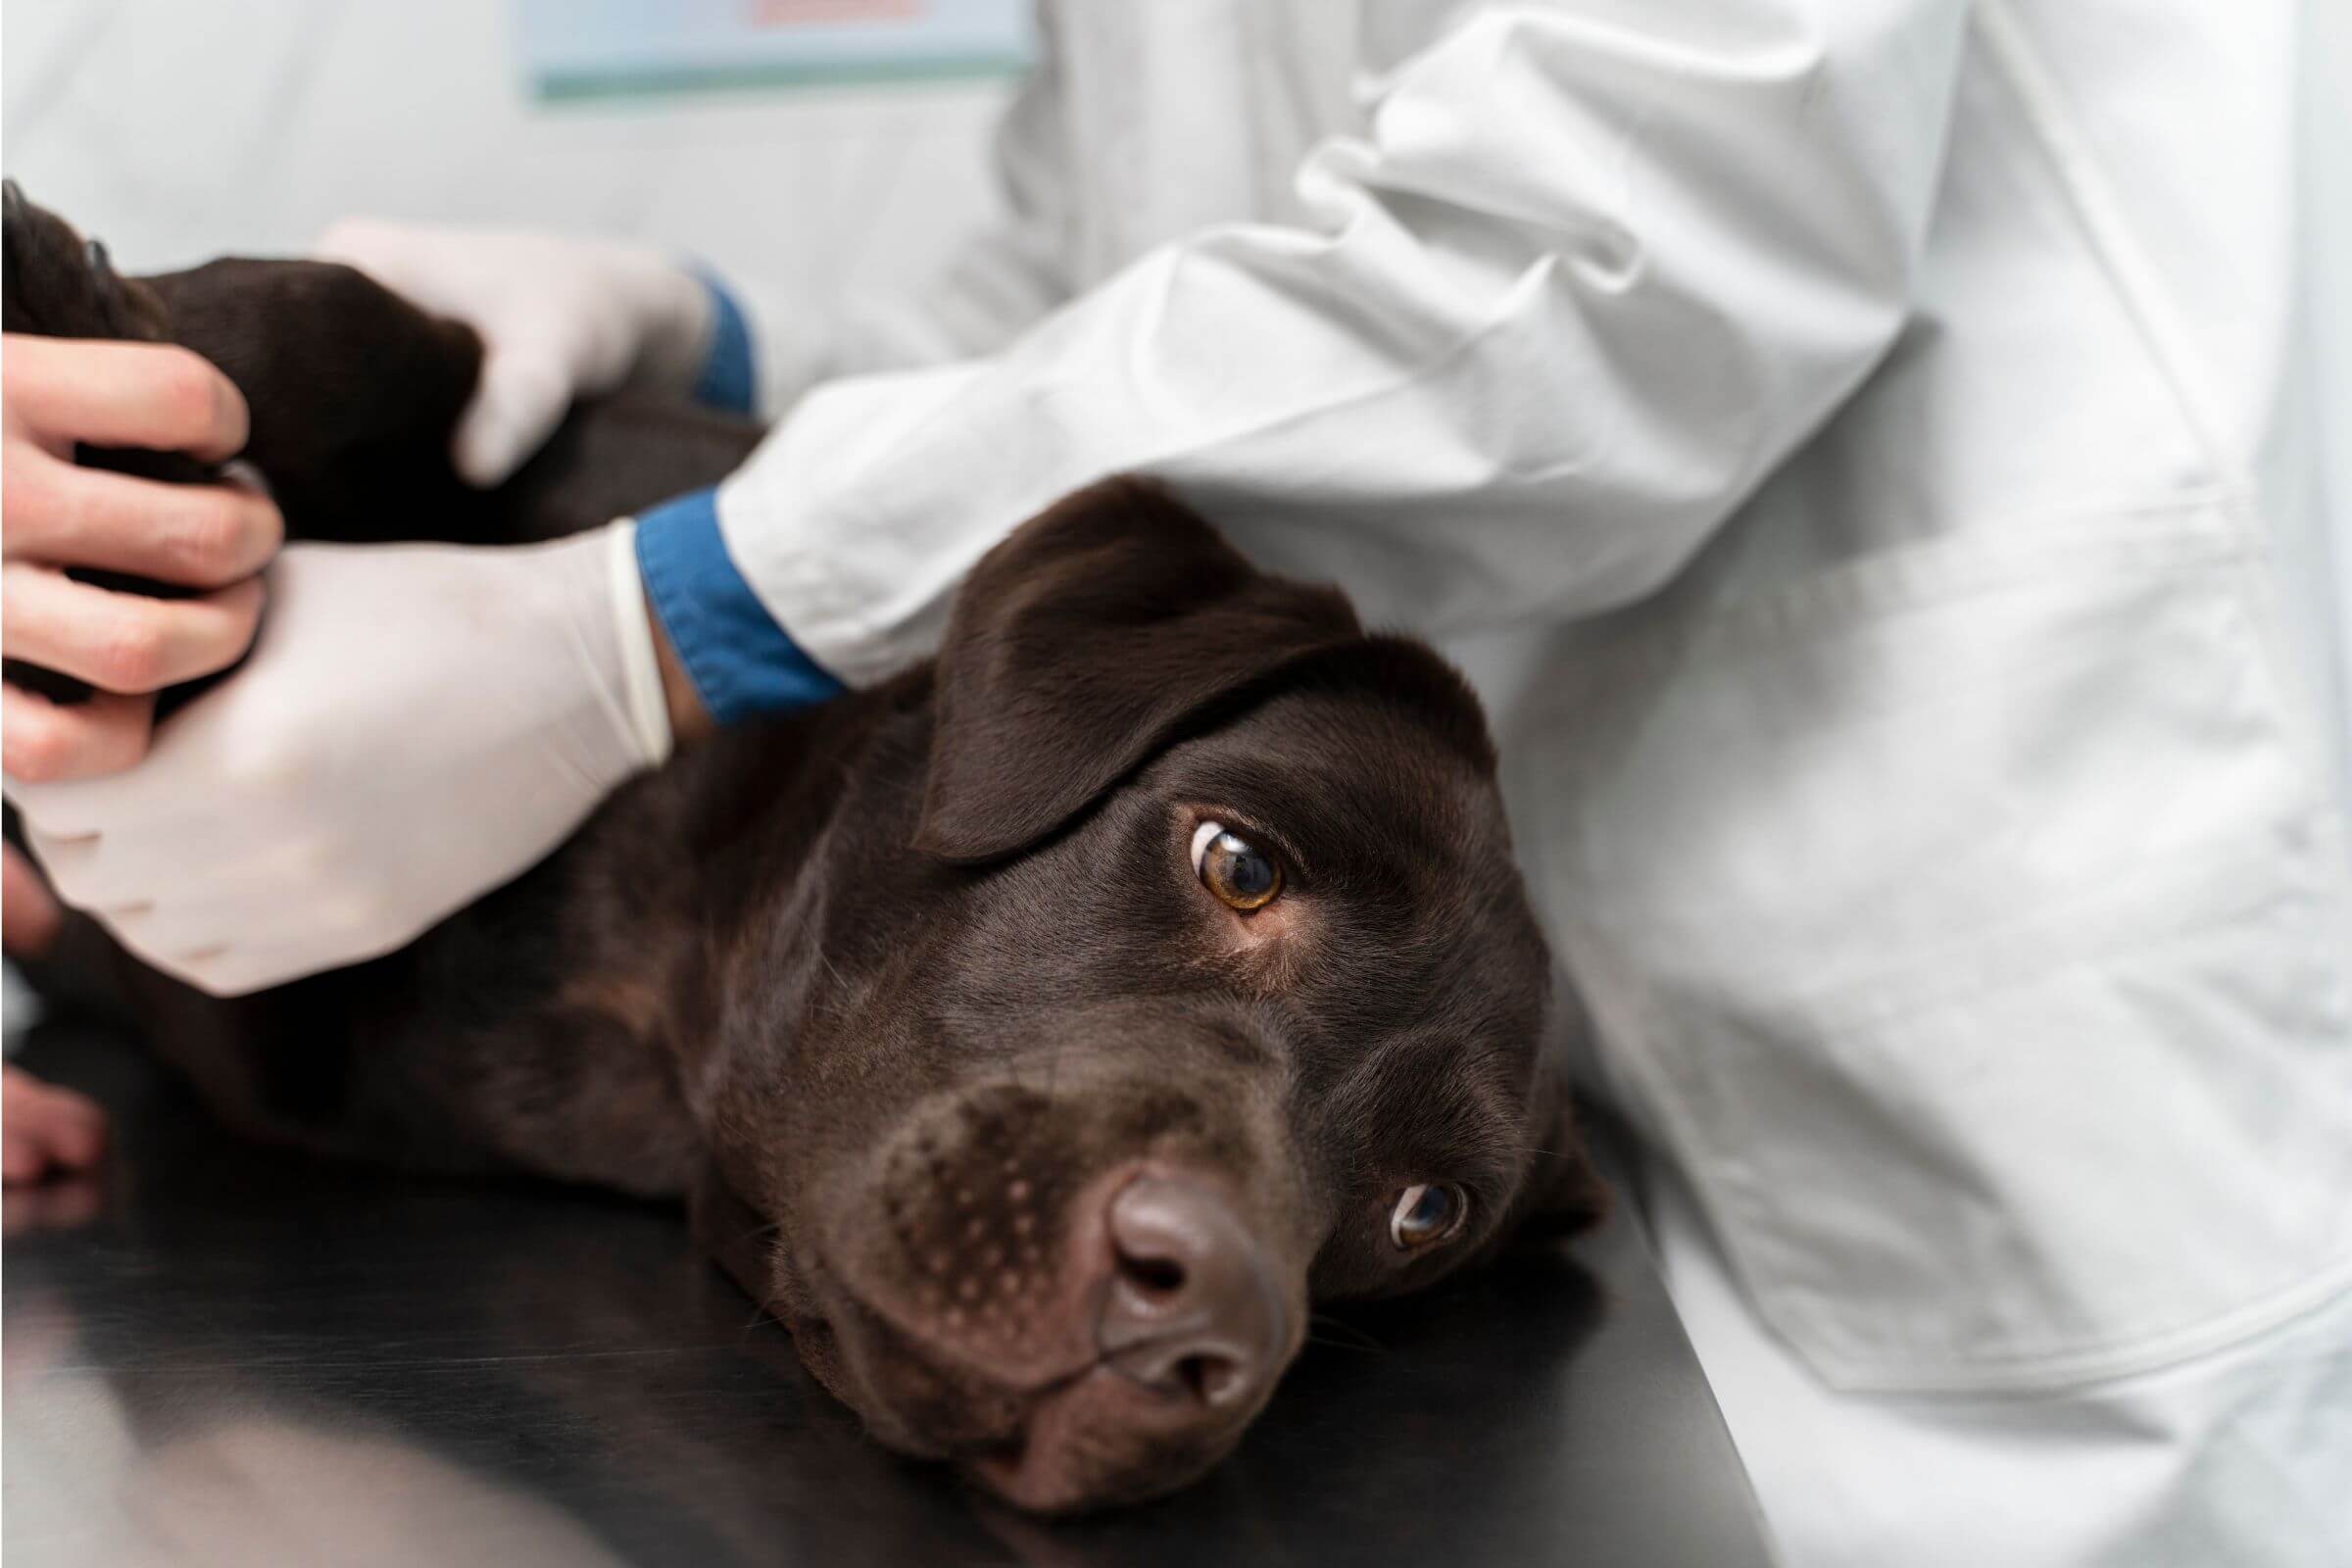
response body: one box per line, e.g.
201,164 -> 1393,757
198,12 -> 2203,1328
1097,1174 -> 1285,1415
1117,1250 -> 1188,1297
1175,1351 -> 1243,1405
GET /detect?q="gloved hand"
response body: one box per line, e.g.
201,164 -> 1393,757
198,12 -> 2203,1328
316,220 -> 715,486
5,523 -> 674,996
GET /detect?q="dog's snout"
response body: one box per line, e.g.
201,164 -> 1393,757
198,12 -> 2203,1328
949,1163 -> 1298,1512
1098,1174 -> 1284,1410
847,1082 -> 1306,1512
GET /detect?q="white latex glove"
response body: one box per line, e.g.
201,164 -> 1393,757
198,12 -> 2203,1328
316,220 -> 715,486
5,524 -> 673,996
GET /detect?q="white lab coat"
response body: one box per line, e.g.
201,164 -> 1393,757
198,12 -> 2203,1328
712,4 -> 2352,1561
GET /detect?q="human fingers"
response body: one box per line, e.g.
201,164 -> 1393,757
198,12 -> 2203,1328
0,682 -> 156,783
0,1066 -> 107,1184
2,448 -> 281,585
1,565 -> 264,694
4,335 -> 250,463
452,345 -> 571,486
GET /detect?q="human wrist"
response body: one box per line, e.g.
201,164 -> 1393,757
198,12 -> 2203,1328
684,270 -> 757,415
594,521 -> 676,769
645,583 -> 715,746
631,487 -> 845,729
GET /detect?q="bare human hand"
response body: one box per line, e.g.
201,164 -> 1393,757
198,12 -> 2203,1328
2,1064 -> 105,1185
2,334 -> 282,783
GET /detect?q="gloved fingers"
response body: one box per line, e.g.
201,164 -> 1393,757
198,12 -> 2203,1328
6,666 -> 242,838
0,682 -> 154,783
62,868 -> 268,977
312,215 -> 409,268
100,890 -> 422,999
453,347 -> 574,487
90,906 -> 247,996
0,564 -> 264,694
312,219 -> 462,311
92,899 -> 243,994
19,807 -> 324,914
3,453 -> 281,587
4,336 -> 252,464
140,942 -> 321,1000
15,817 -> 142,909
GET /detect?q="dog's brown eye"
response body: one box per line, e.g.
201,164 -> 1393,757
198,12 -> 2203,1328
1191,820 -> 1283,911
1389,1183 -> 1465,1250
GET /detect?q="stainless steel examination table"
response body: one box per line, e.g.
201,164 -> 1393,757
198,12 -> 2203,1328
3,1021 -> 1778,1567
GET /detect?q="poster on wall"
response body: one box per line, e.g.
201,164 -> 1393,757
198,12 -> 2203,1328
512,0 -> 1034,101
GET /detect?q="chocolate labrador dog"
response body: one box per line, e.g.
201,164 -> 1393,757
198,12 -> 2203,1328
2,190 -> 1605,1513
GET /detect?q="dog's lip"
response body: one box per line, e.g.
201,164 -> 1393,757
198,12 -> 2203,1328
868,1327 -> 1267,1468
808,1253 -> 1116,1409
958,1362 -> 1255,1514
938,1351 -> 1121,1457
787,1225 -> 1114,1453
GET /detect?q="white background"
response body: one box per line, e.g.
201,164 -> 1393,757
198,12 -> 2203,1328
3,0 -> 2346,736
1,0 -> 1008,308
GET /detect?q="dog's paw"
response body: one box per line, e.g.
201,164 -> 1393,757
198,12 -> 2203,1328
2,1063 -> 107,1187
1,178 -> 169,342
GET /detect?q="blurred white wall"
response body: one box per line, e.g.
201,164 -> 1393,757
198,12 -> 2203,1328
6,0 -> 2346,718
2316,0 -> 2352,731
1,0 -> 1009,299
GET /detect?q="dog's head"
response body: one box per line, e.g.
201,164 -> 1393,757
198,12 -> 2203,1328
695,480 -> 1604,1512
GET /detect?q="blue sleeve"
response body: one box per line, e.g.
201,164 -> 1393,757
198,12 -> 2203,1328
634,487 -> 845,724
689,271 -> 758,416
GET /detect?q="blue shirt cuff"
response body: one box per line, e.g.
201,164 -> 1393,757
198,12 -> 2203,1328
635,487 -> 844,725
689,271 -> 757,416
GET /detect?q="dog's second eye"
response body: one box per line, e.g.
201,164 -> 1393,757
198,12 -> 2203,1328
1191,821 -> 1283,911
1389,1183 -> 1466,1250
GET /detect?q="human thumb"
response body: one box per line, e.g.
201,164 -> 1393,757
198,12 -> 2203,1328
453,347 -> 573,487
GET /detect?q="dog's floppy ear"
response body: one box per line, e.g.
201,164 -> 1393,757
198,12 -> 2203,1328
913,477 -> 1362,862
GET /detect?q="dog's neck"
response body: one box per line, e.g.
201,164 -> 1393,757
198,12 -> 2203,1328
650,665 -> 941,1168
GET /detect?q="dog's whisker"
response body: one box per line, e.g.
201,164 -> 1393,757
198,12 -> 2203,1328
1305,1315 -> 1390,1355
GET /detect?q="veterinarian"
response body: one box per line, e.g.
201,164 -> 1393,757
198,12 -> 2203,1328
5,2 -> 2346,1563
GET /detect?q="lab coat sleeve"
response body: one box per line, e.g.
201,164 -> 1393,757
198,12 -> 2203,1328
716,0 -> 1974,688
725,15 -> 1077,415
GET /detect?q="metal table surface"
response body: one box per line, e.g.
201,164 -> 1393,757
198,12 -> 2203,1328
3,1020 -> 1776,1567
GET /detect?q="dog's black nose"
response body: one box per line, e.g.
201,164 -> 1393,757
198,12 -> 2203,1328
1096,1174 -> 1286,1410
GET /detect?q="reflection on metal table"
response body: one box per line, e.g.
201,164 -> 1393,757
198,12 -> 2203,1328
3,1023 -> 1775,1566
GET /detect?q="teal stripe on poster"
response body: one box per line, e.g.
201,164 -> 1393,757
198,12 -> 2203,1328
514,0 -> 1034,100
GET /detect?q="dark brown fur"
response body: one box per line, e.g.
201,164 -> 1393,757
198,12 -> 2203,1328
3,189 -> 1605,1512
